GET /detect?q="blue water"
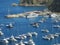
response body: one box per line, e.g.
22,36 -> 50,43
0,0 -> 60,45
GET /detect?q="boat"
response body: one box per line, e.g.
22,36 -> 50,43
42,35 -> 51,40
41,29 -> 49,33
26,32 -> 32,38
28,39 -> 35,45
42,34 -> 55,40
6,23 -> 13,28
26,12 -> 39,18
15,36 -> 20,40
53,43 -> 60,45
38,18 -> 46,23
12,3 -> 18,6
8,35 -> 17,42
3,39 -> 9,44
53,25 -> 60,28
19,34 -> 27,40
54,33 -> 60,37
30,22 -> 39,28
51,13 -> 57,18
48,34 -> 55,39
19,41 -> 25,45
0,31 -> 4,36
15,43 -> 19,45
31,32 -> 38,37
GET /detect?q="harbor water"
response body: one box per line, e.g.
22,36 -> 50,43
0,0 -> 60,45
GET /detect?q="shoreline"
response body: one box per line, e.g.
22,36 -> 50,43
12,3 -> 46,7
5,11 -> 52,18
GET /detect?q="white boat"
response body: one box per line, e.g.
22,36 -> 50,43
38,18 -> 46,23
51,13 -> 57,18
31,23 -> 39,28
48,34 -> 55,39
54,33 -> 60,37
26,32 -> 32,38
53,25 -> 60,28
42,35 -> 51,40
9,35 -> 17,41
31,32 -> 38,37
3,39 -> 9,44
42,34 -> 55,40
19,41 -> 25,45
53,43 -> 60,45
15,43 -> 19,45
28,39 -> 35,45
6,23 -> 13,28
26,12 -> 39,18
19,34 -> 27,40
0,31 -> 4,36
15,36 -> 20,40
41,29 -> 49,33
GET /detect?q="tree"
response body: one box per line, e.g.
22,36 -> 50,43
48,0 -> 60,12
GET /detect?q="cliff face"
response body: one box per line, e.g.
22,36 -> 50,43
19,0 -> 49,5
48,0 -> 60,12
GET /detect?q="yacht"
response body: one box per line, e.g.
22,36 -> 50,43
9,35 -> 17,42
38,20 -> 44,23
26,12 -> 39,18
19,41 -> 25,45
53,43 -> 60,45
26,32 -> 32,38
48,34 -> 55,39
42,34 -> 55,40
21,34 -> 27,39
15,43 -> 19,45
53,25 -> 60,28
28,39 -> 35,45
31,32 -> 38,37
6,23 -> 13,28
3,39 -> 9,44
41,29 -> 49,33
15,36 -> 20,40
42,35 -> 51,40
19,34 -> 27,40
38,18 -> 46,23
51,13 -> 57,18
31,22 -> 39,28
0,31 -> 4,36
54,33 -> 60,37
